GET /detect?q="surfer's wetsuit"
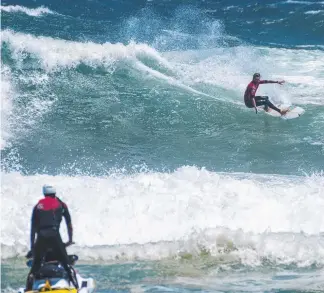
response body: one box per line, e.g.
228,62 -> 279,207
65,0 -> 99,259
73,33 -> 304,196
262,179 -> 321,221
244,80 -> 281,113
26,196 -> 78,290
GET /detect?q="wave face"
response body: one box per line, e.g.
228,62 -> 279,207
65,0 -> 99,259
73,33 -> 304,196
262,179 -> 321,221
1,0 -> 324,280
1,28 -> 323,175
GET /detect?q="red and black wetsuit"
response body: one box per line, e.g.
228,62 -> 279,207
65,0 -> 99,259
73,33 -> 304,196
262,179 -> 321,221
30,197 -> 73,247
244,80 -> 281,113
26,196 -> 78,290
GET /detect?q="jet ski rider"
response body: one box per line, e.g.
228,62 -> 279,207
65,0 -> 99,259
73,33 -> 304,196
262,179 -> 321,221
25,185 -> 79,291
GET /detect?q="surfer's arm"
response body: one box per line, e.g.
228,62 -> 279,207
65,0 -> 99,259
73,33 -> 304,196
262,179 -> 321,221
260,80 -> 285,85
252,97 -> 257,114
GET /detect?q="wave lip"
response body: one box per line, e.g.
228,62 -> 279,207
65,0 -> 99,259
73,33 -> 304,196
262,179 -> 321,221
1,30 -> 171,72
1,5 -> 55,17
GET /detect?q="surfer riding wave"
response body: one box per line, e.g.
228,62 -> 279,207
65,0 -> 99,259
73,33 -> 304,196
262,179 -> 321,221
244,73 -> 289,115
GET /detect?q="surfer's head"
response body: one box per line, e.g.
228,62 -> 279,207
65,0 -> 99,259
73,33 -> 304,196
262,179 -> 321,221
253,73 -> 261,82
43,184 -> 56,197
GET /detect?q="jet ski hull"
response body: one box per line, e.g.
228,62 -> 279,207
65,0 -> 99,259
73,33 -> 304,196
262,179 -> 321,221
18,271 -> 95,293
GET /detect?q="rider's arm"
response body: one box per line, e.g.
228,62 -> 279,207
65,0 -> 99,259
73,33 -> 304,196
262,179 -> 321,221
30,206 -> 37,250
62,202 -> 73,243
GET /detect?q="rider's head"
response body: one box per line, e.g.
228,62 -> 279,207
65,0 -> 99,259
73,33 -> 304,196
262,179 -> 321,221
253,73 -> 261,82
43,185 -> 56,197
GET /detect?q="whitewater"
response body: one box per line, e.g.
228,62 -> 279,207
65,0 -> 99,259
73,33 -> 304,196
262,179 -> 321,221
1,1 -> 324,292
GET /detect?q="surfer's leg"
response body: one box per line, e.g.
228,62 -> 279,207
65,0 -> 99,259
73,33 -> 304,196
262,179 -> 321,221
261,96 -> 270,112
254,96 -> 269,111
265,99 -> 281,114
255,96 -> 281,114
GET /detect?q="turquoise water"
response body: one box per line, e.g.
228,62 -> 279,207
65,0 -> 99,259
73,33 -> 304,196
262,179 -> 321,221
1,0 -> 324,292
2,259 -> 324,292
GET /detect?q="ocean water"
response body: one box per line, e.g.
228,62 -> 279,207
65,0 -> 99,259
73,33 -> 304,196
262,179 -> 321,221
1,0 -> 324,292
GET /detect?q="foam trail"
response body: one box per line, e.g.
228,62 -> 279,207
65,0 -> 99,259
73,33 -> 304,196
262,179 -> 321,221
0,5 -> 55,17
134,61 -> 232,103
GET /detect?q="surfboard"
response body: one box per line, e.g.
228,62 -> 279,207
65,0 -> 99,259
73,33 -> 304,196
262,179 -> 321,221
260,104 -> 305,120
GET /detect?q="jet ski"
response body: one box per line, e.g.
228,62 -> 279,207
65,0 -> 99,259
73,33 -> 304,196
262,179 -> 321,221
18,251 -> 95,293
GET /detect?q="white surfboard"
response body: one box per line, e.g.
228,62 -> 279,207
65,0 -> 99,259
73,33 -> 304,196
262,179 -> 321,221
260,104 -> 305,120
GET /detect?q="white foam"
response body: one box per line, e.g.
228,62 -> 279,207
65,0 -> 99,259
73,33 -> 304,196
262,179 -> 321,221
0,5 -> 54,17
283,0 -> 324,4
305,10 -> 324,14
0,65 -> 55,150
283,0 -> 314,4
296,45 -> 324,50
0,65 -> 14,149
1,168 -> 324,266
